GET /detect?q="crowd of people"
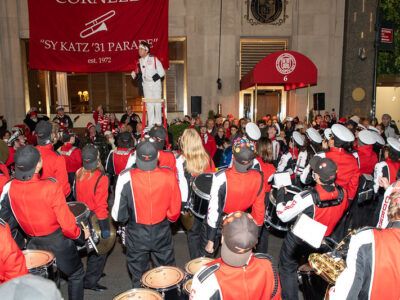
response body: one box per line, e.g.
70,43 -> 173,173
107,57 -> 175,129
0,104 -> 400,300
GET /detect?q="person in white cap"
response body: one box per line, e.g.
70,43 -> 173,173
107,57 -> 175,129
302,124 -> 360,203
357,130 -> 378,175
369,126 -> 386,161
131,41 -> 165,128
373,137 -> 400,194
299,127 -> 323,184
52,105 -> 73,132
191,211 -> 281,300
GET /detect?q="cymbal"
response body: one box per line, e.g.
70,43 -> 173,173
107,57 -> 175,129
91,215 -> 116,255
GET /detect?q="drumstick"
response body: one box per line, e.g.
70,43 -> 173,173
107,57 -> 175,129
80,222 -> 99,254
272,185 -> 299,195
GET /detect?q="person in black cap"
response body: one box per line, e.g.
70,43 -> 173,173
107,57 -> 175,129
191,211 -> 281,300
205,137 -> 265,255
35,120 -> 70,197
53,106 -> 73,131
74,144 -> 110,292
148,125 -> 176,172
276,156 -> 348,300
105,132 -> 135,185
111,138 -> 181,287
0,145 -> 89,300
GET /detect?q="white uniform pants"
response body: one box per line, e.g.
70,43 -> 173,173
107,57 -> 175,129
143,81 -> 162,128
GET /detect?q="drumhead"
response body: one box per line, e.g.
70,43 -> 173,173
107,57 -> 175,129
113,288 -> 163,300
192,173 -> 213,200
183,279 -> 192,295
141,266 -> 185,290
23,250 -> 55,269
184,257 -> 213,275
67,202 -> 89,219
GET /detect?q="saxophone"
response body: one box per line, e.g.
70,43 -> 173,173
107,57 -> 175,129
308,229 -> 357,284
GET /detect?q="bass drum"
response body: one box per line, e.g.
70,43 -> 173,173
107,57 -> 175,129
265,185 -> 302,231
189,173 -> 213,219
298,263 -> 328,300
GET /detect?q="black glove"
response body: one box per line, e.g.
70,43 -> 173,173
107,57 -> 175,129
276,187 -> 286,205
152,73 -> 161,82
98,218 -> 110,239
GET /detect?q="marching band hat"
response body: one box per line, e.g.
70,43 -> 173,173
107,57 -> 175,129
35,121 -> 52,142
14,145 -> 40,181
56,105 -> 64,111
358,130 -> 376,145
292,131 -> 305,147
372,132 -> 385,146
357,124 -> 366,130
245,122 -> 261,141
349,115 -> 360,125
310,156 -> 337,183
136,138 -> 158,171
82,144 -> 99,171
331,124 -> 355,142
324,128 -> 332,140
306,127 -> 322,144
221,211 -> 259,267
387,137 -> 400,153
368,126 -> 380,134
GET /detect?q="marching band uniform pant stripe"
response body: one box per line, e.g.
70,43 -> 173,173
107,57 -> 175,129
126,219 -> 175,288
27,229 -> 85,300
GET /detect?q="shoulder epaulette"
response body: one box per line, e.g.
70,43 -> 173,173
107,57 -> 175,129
159,166 -> 173,171
0,218 -> 6,226
197,263 -> 220,283
42,177 -> 57,183
254,252 -> 274,261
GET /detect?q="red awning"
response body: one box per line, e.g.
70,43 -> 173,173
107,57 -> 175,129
240,50 -> 318,91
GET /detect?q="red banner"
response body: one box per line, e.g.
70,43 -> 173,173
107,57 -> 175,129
28,0 -> 169,72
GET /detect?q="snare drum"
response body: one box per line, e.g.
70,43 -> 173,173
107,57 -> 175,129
23,250 -> 58,282
141,266 -> 185,300
184,257 -> 214,277
189,173 -> 213,219
298,263 -> 328,300
113,288 -> 163,300
67,202 -> 90,225
265,185 -> 302,231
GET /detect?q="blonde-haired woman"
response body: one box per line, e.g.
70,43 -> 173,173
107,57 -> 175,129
176,128 -> 215,259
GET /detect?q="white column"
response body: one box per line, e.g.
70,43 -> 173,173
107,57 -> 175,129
56,72 -> 69,112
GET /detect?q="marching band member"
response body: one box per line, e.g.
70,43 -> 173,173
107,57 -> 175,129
305,127 -> 323,155
253,137 -> 276,253
148,125 -> 176,172
376,179 -> 400,228
368,126 -> 386,162
357,130 -> 378,175
205,137 -> 265,255
74,145 -> 110,292
330,189 -> 400,300
111,138 -> 181,288
0,145 -> 88,300
276,156 -> 348,300
0,218 -> 28,283
276,132 -> 306,179
191,211 -> 281,300
131,41 -> 165,128
59,131 -> 82,194
373,137 -> 400,194
35,121 -> 70,197
268,124 -> 281,164
105,132 -> 135,182
176,128 -> 215,259
301,124 -> 359,202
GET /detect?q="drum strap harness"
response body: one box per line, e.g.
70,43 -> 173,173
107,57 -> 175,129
309,185 -> 344,208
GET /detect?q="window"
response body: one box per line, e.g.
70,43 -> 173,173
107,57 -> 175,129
23,38 -> 187,114
240,38 -> 288,78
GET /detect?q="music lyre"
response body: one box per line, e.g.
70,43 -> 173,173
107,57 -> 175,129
80,10 -> 116,39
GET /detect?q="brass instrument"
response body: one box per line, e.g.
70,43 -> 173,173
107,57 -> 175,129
308,229 -> 357,285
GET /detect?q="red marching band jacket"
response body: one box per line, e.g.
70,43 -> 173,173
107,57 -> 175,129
324,147 -> 360,201
0,174 -> 82,240
111,167 -> 181,225
191,254 -> 281,300
0,219 -> 28,284
277,184 -> 348,236
59,143 -> 82,173
74,169 -> 109,220
0,163 -> 10,194
255,156 -> 276,193
36,144 -> 71,197
106,147 -> 135,176
357,145 -> 378,175
206,166 -> 265,241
